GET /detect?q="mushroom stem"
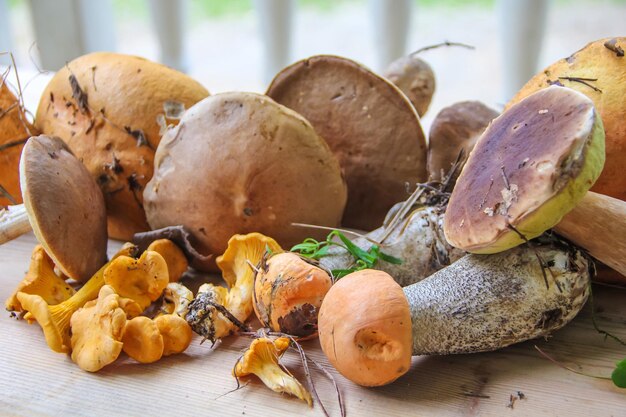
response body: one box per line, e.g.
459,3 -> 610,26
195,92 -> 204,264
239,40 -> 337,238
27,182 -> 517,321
17,244 -> 137,353
554,191 -> 626,276
0,204 -> 31,244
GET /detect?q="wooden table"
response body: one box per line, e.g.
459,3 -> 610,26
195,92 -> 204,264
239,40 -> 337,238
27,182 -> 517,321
1,233 -> 625,416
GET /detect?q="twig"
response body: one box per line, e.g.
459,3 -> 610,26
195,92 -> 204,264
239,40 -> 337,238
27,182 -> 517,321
558,77 -> 602,93
9,52 -> 33,136
0,183 -> 17,204
534,345 -> 609,379
0,137 -> 27,152
410,41 -> 475,56
588,283 -> 626,346
291,222 -> 381,246
205,300 -> 251,333
380,186 -> 426,244
462,392 -> 490,399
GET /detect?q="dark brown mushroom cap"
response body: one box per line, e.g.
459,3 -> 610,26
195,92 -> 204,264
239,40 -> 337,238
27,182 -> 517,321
143,92 -> 347,272
20,135 -> 108,281
444,86 -> 605,253
267,55 -> 427,231
427,101 -> 499,183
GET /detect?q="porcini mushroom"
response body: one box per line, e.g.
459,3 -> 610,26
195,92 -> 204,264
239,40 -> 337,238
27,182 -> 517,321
319,236 -> 591,386
427,101 -> 499,183
267,55 -> 428,230
234,337 -> 312,405
443,86 -> 626,276
383,54 -> 436,117
143,92 -> 347,271
0,135 -> 108,282
6,245 -> 75,312
71,285 -> 126,372
35,52 -> 209,240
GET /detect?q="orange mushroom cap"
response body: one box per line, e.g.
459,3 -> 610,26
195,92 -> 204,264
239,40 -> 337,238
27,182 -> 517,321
318,269 -> 413,387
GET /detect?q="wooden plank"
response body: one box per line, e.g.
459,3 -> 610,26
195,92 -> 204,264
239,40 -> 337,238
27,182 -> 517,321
0,233 -> 624,416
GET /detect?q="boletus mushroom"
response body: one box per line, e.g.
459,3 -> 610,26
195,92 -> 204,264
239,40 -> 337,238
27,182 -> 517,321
383,54 -> 436,117
506,37 -> 626,201
143,92 -> 347,271
427,101 -> 499,183
0,135 -> 107,281
318,236 -> 591,387
35,52 -> 209,240
444,85 -> 626,277
267,55 -> 428,230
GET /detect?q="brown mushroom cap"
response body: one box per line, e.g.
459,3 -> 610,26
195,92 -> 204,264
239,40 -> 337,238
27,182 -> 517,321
318,269 -> 412,387
444,86 -> 605,254
383,55 -> 435,117
20,135 -> 107,281
267,55 -> 428,231
506,37 -> 625,201
144,92 -> 347,271
0,82 -> 38,206
35,52 -> 209,240
427,101 -> 499,183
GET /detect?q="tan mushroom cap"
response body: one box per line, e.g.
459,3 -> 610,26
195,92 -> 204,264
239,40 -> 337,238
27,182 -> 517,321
35,52 -> 209,240
20,135 -> 107,281
506,37 -> 626,201
427,101 -> 499,182
444,86 -> 605,254
267,55 -> 428,231
383,55 -> 436,117
144,92 -> 347,271
318,269 -> 412,387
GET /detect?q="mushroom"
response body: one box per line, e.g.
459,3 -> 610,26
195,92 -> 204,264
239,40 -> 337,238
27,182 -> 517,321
122,316 -> 164,364
234,336 -> 312,405
186,233 -> 282,343
267,55 -> 428,231
154,314 -> 193,356
143,92 -> 347,271
158,282 -> 194,317
6,245 -> 75,312
35,52 -> 209,240
506,37 -> 625,201
0,81 -> 38,206
443,86 -> 626,276
147,239 -> 188,282
70,285 -> 126,372
383,54 -> 435,117
16,243 -> 138,353
427,101 -> 499,183
0,135 -> 107,282
253,252 -> 332,338
103,249 -> 169,311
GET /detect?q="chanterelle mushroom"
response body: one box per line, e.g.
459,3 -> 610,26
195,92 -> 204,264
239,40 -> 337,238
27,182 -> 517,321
6,245 -> 75,312
234,337 -> 312,405
70,285 -> 126,372
122,316 -> 164,364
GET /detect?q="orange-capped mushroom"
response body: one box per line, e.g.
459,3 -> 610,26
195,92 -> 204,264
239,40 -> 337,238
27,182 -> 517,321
147,239 -> 188,282
122,316 -> 164,363
155,314 -> 193,356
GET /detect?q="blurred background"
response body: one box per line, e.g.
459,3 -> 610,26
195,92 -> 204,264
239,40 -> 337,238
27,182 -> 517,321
0,0 -> 624,130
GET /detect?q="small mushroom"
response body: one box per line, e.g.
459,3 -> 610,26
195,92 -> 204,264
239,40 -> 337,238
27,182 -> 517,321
234,337 -> 312,405
158,282 -> 193,317
254,252 -> 332,338
122,316 -> 164,364
444,86 -> 626,276
186,233 -> 282,343
267,55 -> 428,230
427,101 -> 499,184
383,54 -> 435,117
154,314 -> 193,356
16,244 -> 138,353
70,285 -> 127,372
103,249 -> 169,311
6,245 -> 75,312
0,135 -> 108,282
147,239 -> 188,282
